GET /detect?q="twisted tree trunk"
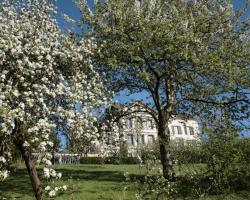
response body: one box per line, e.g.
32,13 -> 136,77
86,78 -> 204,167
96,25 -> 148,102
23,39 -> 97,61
19,145 -> 43,200
13,120 -> 43,200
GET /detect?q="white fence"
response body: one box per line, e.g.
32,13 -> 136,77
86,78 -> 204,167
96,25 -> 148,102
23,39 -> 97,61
32,153 -> 80,165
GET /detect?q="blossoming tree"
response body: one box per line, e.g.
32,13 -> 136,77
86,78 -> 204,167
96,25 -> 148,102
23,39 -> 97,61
0,0 -> 109,199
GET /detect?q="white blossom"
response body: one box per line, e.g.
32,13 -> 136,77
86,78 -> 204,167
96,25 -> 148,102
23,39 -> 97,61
62,185 -> 67,191
0,170 -> 9,181
0,0 -> 110,197
0,157 -> 6,163
48,190 -> 56,197
43,168 -> 50,178
45,186 -> 51,191
23,141 -> 30,147
57,172 -> 62,179
45,160 -> 52,166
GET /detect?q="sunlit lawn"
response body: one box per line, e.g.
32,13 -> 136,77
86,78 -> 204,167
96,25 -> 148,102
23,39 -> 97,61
0,164 -> 141,200
0,164 -> 249,200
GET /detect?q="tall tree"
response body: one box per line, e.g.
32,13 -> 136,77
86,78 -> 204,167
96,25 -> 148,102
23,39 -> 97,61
0,0 -> 109,199
80,0 -> 250,179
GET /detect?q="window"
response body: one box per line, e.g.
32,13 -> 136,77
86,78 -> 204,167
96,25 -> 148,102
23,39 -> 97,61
129,119 -> 133,128
186,126 -> 194,135
171,126 -> 182,135
148,120 -> 154,129
124,119 -> 133,129
140,135 -> 145,144
147,135 -> 154,144
184,125 -> 187,135
127,134 -> 134,146
139,120 -> 143,129
142,121 -> 147,129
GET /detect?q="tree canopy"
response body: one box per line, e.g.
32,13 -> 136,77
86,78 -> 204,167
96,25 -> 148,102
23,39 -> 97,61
83,0 -> 250,126
81,0 -> 250,179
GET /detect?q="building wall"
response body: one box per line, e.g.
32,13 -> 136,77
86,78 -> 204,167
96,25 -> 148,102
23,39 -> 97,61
121,113 -> 200,148
89,110 -> 200,157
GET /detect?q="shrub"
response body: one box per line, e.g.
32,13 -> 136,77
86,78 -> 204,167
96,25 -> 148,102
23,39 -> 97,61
103,156 -> 120,164
79,157 -> 101,164
80,156 -> 140,165
138,141 -> 160,164
238,138 -> 250,162
202,133 -> 250,193
120,157 -> 140,164
172,133 -> 250,198
103,156 -> 140,164
171,140 -> 204,164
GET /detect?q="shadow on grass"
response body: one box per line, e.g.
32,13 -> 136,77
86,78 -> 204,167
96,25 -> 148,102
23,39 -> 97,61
0,166 -> 134,199
0,168 -> 33,199
57,168 -> 126,182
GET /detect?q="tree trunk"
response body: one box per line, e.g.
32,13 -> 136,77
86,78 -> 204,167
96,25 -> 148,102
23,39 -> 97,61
158,118 -> 173,180
18,144 -> 43,200
12,120 -> 43,200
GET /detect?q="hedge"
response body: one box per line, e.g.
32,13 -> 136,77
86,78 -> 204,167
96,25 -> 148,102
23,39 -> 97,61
79,157 -> 101,164
79,156 -> 140,164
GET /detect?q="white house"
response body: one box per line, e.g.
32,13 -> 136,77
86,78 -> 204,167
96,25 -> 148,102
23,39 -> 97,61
120,111 -> 200,156
86,104 -> 200,157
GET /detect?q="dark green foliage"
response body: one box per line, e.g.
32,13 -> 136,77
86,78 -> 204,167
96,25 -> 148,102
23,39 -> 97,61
138,140 -> 203,164
103,156 -> 120,164
171,140 -> 204,164
202,134 -> 250,193
104,156 -> 140,164
175,135 -> 250,198
119,157 -> 140,164
79,156 -> 140,165
237,138 -> 250,162
133,135 -> 250,198
79,157 -> 101,164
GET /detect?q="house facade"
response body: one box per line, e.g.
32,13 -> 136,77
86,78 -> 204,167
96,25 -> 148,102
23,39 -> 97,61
119,112 -> 200,156
87,104 -> 200,157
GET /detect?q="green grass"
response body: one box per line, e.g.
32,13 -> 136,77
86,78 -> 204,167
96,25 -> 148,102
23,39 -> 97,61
0,164 -> 249,200
0,164 -> 141,200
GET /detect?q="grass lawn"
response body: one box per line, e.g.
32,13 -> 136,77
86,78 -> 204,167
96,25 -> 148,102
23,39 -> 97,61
0,164 -> 141,200
0,164 -> 249,200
